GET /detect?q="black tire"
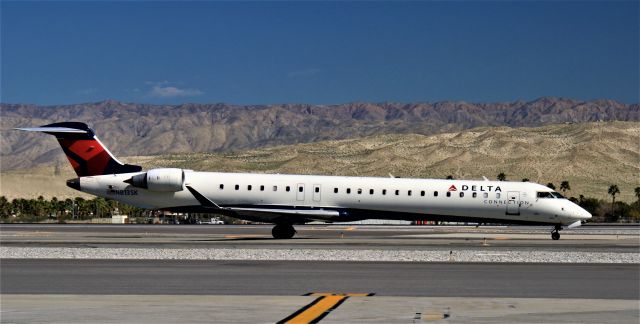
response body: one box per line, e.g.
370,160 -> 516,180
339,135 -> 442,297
272,224 -> 296,239
551,231 -> 560,240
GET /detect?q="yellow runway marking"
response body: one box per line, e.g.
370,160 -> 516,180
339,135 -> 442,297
282,295 -> 344,323
307,292 -> 371,297
278,293 -> 373,324
423,312 -> 449,321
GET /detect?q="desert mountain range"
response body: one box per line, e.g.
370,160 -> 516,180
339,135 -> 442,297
1,122 -> 638,202
1,97 -> 638,170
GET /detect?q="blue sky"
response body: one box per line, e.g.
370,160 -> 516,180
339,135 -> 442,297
1,1 -> 638,105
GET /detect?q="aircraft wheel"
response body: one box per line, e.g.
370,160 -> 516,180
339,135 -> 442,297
551,231 -> 560,240
272,224 -> 296,239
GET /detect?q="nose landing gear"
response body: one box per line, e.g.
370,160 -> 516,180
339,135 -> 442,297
551,225 -> 562,240
272,223 -> 296,239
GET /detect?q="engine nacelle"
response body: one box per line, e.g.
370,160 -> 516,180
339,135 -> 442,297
125,168 -> 184,192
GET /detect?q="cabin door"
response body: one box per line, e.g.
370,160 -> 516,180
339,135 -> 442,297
296,183 -> 305,201
312,184 -> 321,202
506,191 -> 521,215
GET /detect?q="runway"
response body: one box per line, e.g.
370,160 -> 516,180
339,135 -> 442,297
1,223 -> 638,252
1,224 -> 639,323
2,259 -> 638,299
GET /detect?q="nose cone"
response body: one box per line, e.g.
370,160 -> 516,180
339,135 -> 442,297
576,206 -> 592,220
581,209 -> 592,220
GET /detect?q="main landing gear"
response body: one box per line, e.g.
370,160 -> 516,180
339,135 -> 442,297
272,224 -> 296,239
551,225 -> 562,240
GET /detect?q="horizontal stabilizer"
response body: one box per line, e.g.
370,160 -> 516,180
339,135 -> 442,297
14,127 -> 88,134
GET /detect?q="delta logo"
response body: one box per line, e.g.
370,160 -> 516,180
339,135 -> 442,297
448,185 -> 457,192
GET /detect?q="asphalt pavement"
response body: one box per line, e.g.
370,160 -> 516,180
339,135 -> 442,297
2,224 -> 638,323
1,224 -> 638,252
2,259 -> 638,299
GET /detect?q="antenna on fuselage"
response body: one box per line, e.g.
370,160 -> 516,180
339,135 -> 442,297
482,176 -> 489,181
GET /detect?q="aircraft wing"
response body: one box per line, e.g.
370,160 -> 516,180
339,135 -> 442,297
185,185 -> 340,223
227,207 -> 339,223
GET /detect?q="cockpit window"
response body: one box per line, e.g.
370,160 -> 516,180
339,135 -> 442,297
537,191 -> 566,199
537,192 -> 554,198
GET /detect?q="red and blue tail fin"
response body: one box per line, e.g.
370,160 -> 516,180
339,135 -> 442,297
16,122 -> 142,176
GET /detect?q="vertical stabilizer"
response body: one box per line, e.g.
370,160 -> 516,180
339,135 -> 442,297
15,122 -> 142,176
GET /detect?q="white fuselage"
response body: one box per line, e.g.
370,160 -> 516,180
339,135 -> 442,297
78,171 -> 591,226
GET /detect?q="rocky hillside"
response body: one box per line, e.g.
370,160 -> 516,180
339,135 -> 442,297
1,97 -> 637,170
2,122 -> 638,202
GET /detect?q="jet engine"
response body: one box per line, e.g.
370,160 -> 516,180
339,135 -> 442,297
124,168 -> 184,192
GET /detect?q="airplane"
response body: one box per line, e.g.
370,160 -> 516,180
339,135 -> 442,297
16,122 -> 592,240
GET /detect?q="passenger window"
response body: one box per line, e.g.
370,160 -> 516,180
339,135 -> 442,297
357,188 -> 362,194
299,186 -> 304,192
315,187 -> 319,193
382,189 -> 387,195
446,192 -> 451,197
347,188 -> 351,194
260,185 -> 265,191
334,188 -> 338,193
408,190 -> 412,196
273,186 -> 277,191
219,184 -> 224,190
248,185 -> 252,191
483,193 -> 488,198
434,191 -> 438,197
421,190 -> 425,197
496,193 -> 501,199
459,192 -> 464,198
286,186 -> 291,192
235,185 -> 239,190
395,190 -> 399,196
370,189 -> 374,195
472,192 -> 477,198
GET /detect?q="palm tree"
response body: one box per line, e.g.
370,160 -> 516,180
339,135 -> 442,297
0,196 -> 9,219
547,183 -> 556,190
50,197 -> 58,220
36,195 -> 46,221
12,199 -> 21,217
64,198 -> 73,220
93,197 -> 110,218
560,181 -> 571,196
608,184 -> 620,217
497,173 -> 506,181
74,197 -> 86,219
